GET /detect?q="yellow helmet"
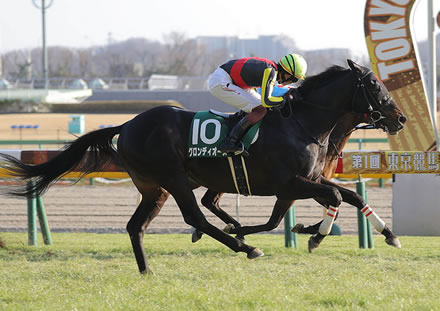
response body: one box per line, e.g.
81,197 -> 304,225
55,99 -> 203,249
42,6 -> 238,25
279,53 -> 307,80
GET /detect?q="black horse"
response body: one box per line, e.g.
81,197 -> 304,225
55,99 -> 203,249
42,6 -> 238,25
194,112 -> 392,251
0,60 -> 406,274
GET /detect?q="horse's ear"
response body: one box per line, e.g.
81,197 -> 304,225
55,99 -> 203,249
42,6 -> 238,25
347,59 -> 362,73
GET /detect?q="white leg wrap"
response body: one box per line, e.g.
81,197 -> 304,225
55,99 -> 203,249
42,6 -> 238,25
361,205 -> 385,232
318,207 -> 338,235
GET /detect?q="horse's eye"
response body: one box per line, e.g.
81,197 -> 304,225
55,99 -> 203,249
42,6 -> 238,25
370,80 -> 382,93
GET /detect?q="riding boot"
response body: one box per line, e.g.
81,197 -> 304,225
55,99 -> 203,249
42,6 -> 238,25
218,116 -> 254,156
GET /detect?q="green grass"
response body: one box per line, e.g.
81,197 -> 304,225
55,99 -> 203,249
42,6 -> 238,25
1,233 -> 440,311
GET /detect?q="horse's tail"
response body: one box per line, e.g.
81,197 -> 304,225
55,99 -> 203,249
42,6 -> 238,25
0,125 -> 123,197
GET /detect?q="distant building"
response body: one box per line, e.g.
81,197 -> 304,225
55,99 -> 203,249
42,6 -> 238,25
194,35 -> 360,75
109,63 -> 144,77
195,35 -> 298,61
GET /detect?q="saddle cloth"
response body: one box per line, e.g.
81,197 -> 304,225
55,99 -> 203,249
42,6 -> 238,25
187,110 -> 261,158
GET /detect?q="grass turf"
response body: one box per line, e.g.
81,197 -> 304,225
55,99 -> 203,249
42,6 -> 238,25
1,233 -> 439,310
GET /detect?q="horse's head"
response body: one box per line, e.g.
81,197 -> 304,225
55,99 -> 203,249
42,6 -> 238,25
347,59 -> 406,135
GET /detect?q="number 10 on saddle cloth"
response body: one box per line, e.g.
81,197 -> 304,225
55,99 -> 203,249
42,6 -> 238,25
187,111 -> 261,158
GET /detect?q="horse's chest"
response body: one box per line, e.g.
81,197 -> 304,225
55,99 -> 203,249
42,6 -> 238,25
298,145 -> 327,179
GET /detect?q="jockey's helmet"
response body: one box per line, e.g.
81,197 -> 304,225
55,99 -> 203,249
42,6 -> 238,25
279,53 -> 307,80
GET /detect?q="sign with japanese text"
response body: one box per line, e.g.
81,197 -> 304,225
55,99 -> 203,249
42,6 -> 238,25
340,151 -> 440,174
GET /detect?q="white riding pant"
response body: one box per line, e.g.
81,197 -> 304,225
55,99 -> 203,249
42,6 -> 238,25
208,67 -> 261,113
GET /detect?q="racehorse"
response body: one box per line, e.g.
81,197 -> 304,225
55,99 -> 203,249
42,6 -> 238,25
193,113 -> 384,251
0,60 -> 406,274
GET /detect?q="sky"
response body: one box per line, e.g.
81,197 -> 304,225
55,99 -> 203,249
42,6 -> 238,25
0,0 -> 438,55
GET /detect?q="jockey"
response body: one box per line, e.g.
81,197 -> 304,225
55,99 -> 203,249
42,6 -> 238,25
208,53 -> 307,155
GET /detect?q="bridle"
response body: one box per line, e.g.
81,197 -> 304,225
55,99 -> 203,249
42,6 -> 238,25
276,66 -> 399,148
350,69 -> 394,132
281,69 -> 391,119
327,67 -> 396,158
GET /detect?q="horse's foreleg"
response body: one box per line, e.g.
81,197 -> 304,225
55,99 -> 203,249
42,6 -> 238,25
359,205 -> 400,248
276,176 -> 343,253
320,177 -> 401,248
292,195 -> 340,235
126,186 -> 169,274
292,211 -> 340,235
306,205 -> 339,252
292,196 -> 342,235
292,208 -> 339,234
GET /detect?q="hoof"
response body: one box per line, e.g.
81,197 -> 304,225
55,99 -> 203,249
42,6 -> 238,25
191,228 -> 203,243
247,248 -> 264,259
308,235 -> 321,253
385,236 -> 401,249
223,223 -> 236,233
291,223 -> 304,233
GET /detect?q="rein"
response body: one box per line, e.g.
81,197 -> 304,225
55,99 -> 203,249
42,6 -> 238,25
328,123 -> 376,159
328,128 -> 356,159
328,124 -> 372,159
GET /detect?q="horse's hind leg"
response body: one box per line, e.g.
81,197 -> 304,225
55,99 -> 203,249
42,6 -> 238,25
228,176 -> 342,238
227,199 -> 293,237
201,190 -> 241,227
165,176 -> 263,259
193,190 -> 242,243
126,184 -> 170,274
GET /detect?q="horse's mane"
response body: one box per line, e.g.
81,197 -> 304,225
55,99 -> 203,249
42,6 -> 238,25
298,65 -> 347,95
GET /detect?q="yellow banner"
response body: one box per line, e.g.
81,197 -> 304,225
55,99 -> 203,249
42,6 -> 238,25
364,0 -> 436,151
342,151 -> 440,174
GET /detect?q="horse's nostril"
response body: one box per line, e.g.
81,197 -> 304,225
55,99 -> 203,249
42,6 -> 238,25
399,115 -> 407,124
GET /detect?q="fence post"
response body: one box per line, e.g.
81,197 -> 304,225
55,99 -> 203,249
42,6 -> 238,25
36,196 -> 52,245
356,177 -> 374,248
284,204 -> 298,248
26,181 -> 37,246
378,178 -> 384,188
235,194 -> 240,223
364,186 -> 374,248
26,180 -> 52,246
